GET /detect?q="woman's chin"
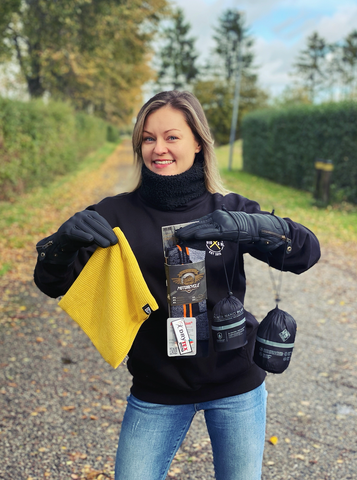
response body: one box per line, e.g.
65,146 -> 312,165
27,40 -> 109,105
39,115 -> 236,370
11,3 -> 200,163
150,163 -> 177,175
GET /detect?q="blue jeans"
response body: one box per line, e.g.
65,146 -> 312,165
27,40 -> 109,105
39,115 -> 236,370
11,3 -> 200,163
115,382 -> 267,480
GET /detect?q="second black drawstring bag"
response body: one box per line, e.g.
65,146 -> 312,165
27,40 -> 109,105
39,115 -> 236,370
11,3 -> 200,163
253,306 -> 296,373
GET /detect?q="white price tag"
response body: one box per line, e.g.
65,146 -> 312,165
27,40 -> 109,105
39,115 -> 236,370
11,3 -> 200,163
167,318 -> 196,357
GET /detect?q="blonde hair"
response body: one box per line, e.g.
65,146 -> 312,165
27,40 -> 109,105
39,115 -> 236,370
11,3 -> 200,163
131,90 -> 229,195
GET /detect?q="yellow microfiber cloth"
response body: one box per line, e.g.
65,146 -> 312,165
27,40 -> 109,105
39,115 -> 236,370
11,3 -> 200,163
58,227 -> 159,368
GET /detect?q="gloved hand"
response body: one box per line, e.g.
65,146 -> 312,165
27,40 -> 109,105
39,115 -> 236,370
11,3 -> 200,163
176,209 -> 292,253
36,210 -> 118,265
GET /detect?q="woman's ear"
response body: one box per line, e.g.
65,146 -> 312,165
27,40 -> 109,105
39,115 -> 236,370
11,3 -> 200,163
195,143 -> 202,153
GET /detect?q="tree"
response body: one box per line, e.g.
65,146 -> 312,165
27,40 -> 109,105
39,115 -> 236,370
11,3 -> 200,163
155,8 -> 199,90
341,30 -> 357,97
0,0 -> 168,124
291,32 -> 329,102
210,9 -> 255,81
196,9 -> 263,147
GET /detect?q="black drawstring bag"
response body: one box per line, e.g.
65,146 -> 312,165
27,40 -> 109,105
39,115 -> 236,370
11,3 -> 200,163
212,294 -> 247,352
253,306 -> 296,373
253,213 -> 297,373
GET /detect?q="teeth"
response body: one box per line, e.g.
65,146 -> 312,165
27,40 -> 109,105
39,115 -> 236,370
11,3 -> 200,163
154,160 -> 174,165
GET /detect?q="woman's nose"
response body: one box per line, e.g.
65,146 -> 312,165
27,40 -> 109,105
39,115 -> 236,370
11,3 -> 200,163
153,139 -> 168,155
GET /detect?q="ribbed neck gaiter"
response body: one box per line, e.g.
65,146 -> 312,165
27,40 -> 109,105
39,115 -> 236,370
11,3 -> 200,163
138,152 -> 207,211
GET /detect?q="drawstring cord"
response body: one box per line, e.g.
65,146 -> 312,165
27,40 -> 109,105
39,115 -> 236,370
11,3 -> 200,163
267,248 -> 286,307
267,212 -> 288,307
218,205 -> 290,305
220,205 -> 241,296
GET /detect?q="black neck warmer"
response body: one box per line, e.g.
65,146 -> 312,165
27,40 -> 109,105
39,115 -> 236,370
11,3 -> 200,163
138,152 -> 207,211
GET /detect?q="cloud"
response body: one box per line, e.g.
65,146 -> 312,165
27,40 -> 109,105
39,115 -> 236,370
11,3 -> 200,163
254,37 -> 299,95
315,5 -> 357,42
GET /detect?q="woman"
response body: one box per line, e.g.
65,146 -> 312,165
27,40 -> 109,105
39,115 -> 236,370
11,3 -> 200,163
34,90 -> 320,480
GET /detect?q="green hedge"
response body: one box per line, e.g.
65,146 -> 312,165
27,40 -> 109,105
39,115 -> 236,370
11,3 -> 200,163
0,98 -> 111,200
241,102 -> 357,204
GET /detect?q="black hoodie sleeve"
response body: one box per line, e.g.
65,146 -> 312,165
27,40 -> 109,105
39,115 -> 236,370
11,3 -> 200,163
245,217 -> 321,274
224,193 -> 321,274
33,244 -> 96,298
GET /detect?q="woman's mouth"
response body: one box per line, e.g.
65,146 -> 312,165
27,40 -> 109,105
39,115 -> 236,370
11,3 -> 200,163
153,160 -> 175,165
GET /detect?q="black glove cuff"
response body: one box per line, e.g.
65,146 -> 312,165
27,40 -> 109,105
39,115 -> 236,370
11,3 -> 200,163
254,214 -> 292,253
36,234 -> 78,265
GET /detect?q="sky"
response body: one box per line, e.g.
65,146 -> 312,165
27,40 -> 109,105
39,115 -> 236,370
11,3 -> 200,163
172,0 -> 357,97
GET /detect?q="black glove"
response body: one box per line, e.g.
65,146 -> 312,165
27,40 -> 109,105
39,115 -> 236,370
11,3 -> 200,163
176,209 -> 292,253
36,210 -> 118,265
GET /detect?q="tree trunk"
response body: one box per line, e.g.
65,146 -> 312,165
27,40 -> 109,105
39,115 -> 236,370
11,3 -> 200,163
27,74 -> 44,98
26,39 -> 45,98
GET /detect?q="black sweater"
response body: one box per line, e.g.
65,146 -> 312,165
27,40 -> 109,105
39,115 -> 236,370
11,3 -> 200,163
34,189 -> 320,404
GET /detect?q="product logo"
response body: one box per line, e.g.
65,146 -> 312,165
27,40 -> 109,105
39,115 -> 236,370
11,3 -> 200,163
279,329 -> 291,342
172,268 -> 204,294
142,304 -> 152,316
206,240 -> 225,256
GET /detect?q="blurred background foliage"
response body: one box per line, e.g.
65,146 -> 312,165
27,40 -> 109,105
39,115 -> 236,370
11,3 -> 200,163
0,98 -> 110,200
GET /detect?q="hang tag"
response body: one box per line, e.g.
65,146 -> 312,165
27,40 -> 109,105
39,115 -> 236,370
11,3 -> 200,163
167,318 -> 196,357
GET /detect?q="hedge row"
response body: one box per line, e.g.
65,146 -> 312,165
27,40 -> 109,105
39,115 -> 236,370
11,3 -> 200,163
241,102 -> 357,204
0,98 -> 117,201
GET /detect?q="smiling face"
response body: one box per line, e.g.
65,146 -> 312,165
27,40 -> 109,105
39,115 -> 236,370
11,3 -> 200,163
141,106 -> 201,176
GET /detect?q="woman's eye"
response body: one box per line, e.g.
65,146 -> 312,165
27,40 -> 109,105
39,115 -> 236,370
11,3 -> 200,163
168,135 -> 178,140
143,136 -> 154,142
